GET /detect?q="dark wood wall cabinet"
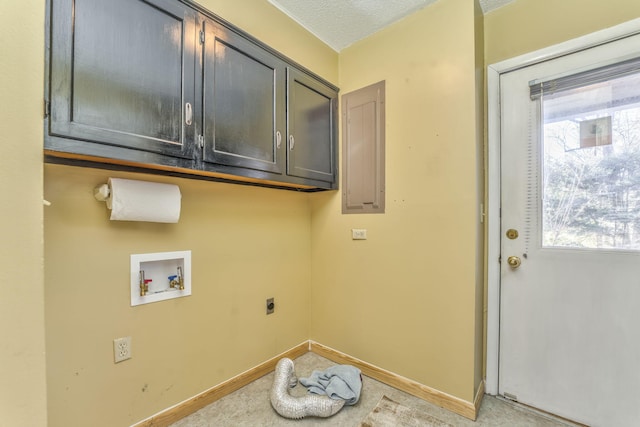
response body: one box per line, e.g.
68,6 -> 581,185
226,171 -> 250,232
45,0 -> 339,191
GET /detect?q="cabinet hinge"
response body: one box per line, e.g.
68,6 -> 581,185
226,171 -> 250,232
44,100 -> 50,118
199,30 -> 205,44
198,135 -> 204,149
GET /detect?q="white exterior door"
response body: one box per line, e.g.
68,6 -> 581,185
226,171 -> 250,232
498,33 -> 640,427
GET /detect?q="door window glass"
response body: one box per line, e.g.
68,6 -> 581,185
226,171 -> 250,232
541,71 -> 640,249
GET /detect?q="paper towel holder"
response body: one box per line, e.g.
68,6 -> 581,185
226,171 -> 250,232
94,183 -> 110,202
92,178 -> 182,223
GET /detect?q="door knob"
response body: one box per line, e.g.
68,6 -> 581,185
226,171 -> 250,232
507,256 -> 521,269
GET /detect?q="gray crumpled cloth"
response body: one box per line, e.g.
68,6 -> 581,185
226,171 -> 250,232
299,365 -> 362,405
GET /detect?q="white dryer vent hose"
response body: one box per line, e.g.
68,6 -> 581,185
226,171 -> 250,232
270,358 -> 345,419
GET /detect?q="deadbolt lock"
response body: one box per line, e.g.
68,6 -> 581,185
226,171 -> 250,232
506,229 -> 519,240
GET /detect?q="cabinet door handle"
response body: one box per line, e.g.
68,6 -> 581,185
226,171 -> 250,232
289,135 -> 295,150
185,102 -> 193,126
276,131 -> 282,149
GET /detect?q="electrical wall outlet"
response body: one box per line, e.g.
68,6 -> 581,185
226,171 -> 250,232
352,229 -> 367,240
114,336 -> 132,363
266,298 -> 275,315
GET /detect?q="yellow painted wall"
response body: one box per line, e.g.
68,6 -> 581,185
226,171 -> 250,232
11,0 -> 640,425
45,167 -> 313,426
485,0 -> 640,65
311,0 -> 483,402
42,1 -> 337,426
0,0 -> 48,426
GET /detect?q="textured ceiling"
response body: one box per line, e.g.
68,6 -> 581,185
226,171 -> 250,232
268,0 -> 516,51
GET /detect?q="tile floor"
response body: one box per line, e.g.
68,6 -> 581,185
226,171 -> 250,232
170,352 -> 578,427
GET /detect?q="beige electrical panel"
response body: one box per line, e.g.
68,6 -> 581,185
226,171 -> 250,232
342,81 -> 385,214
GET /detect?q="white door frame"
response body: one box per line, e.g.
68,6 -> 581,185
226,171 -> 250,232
485,18 -> 640,396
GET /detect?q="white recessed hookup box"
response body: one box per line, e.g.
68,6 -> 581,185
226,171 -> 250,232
130,250 -> 191,306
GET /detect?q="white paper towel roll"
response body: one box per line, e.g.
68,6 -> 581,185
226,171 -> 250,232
106,178 -> 181,223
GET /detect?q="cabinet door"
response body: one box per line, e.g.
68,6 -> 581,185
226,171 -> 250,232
202,18 -> 286,175
48,0 -> 197,159
287,68 -> 337,184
